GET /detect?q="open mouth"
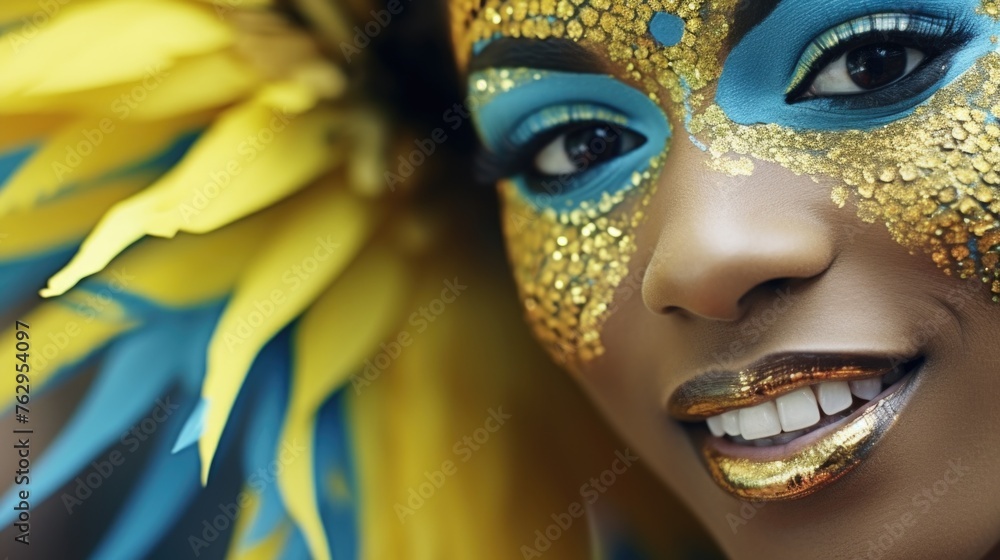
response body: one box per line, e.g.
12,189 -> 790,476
667,354 -> 924,500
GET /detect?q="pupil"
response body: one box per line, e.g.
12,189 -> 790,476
564,125 -> 621,169
846,43 -> 908,90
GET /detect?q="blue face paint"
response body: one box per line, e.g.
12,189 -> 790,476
716,0 -> 999,130
650,12 -> 685,47
470,71 -> 670,208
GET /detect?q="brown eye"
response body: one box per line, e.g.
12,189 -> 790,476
846,43 -> 908,89
805,44 -> 925,97
533,124 -> 645,176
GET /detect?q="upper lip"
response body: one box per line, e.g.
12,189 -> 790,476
667,353 -> 912,421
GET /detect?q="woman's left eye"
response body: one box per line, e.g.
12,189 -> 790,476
532,124 -> 646,177
805,43 -> 925,97
785,13 -> 973,105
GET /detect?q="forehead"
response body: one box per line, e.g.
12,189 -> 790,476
450,0 -> 781,70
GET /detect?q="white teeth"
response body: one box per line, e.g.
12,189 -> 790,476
815,381 -> 853,415
775,387 -> 821,432
706,415 -> 726,437
705,376 -> 893,440
850,378 -> 882,400
721,410 -> 741,436
738,401 -> 782,440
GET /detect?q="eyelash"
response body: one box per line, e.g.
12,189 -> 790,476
785,13 -> 975,105
474,104 -> 630,186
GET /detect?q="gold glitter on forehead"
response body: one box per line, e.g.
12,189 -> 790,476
982,0 -> 1000,20
456,0 -> 1000,366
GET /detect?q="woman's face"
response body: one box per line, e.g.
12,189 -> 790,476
453,0 -> 1000,557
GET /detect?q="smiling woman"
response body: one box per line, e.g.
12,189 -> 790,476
4,0 -> 1000,558
451,0 -> 1000,557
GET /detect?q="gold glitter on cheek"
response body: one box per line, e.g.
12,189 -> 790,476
455,0 -> 1000,375
500,160 -> 662,369
690,56 -> 1000,300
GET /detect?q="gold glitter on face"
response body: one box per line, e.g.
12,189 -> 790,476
455,0 -> 1000,367
703,378 -> 911,500
500,160 -> 661,368
471,66 -> 668,368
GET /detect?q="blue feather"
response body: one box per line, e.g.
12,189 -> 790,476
0,143 -> 36,187
315,389 -> 359,560
88,396 -> 201,560
279,527 -> 311,560
0,323 -> 181,524
0,245 -> 76,314
172,397 -> 208,454
242,331 -> 292,546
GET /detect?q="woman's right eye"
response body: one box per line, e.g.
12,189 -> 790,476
531,123 -> 646,177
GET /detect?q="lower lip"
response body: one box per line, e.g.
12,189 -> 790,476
699,363 -> 922,501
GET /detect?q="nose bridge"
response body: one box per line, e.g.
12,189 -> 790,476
641,144 -> 836,321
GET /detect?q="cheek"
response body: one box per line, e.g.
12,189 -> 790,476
698,54 -> 1000,301
499,166 -> 661,370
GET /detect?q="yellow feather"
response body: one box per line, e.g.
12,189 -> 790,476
2,296 -> 137,411
276,246 -> 408,560
0,52 -> 259,120
0,114 -> 67,152
83,204 -> 277,307
0,0 -> 232,97
39,86 -> 339,298
224,491 -> 291,560
0,0 -> 96,25
0,177 -> 145,260
198,182 -> 376,483
0,113 -> 208,214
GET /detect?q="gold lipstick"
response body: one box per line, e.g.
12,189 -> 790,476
668,354 -> 901,420
668,354 -> 921,501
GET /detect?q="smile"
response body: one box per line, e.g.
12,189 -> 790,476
667,353 -> 924,500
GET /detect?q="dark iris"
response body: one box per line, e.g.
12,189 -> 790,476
563,124 -> 626,171
846,43 -> 908,89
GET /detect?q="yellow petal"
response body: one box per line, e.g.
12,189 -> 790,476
198,181 -> 376,483
0,0 -> 232,97
277,246 -> 408,560
40,87 -> 339,298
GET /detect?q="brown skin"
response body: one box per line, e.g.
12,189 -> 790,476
588,137 -> 1000,559
453,35 -> 1000,560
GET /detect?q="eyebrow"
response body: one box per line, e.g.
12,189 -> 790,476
469,37 -> 611,74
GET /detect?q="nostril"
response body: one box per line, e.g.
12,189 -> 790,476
738,277 -> 794,308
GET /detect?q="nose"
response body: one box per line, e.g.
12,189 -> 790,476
642,150 -> 836,321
